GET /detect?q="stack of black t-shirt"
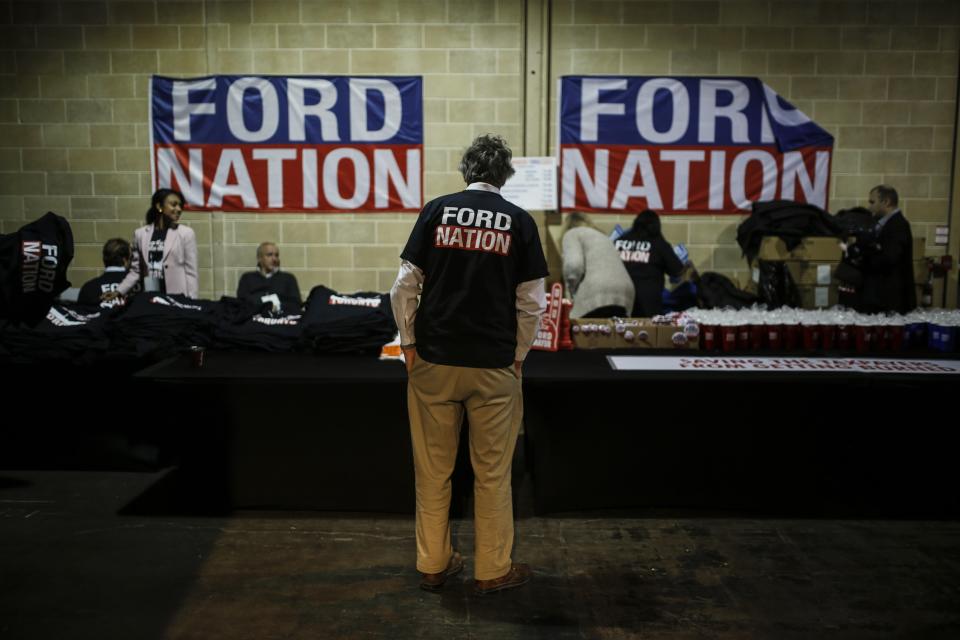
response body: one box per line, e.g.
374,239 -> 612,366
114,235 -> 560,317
0,212 -> 75,326
209,295 -> 304,352
0,303 -> 109,363
301,286 -> 396,354
107,293 -> 217,358
214,313 -> 306,352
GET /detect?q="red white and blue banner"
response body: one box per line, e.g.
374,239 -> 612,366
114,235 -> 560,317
150,75 -> 423,213
560,76 -> 834,214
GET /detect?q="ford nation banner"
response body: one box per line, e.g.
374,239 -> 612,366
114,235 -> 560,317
559,76 -> 834,214
150,75 -> 423,213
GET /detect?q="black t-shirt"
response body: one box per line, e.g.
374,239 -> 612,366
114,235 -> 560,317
148,226 -> 168,293
614,230 -> 684,317
400,189 -> 548,369
0,211 -> 74,327
215,312 -> 305,352
78,269 -> 129,309
301,286 -> 396,354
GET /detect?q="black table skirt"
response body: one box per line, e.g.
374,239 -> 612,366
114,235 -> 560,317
124,350 -> 960,516
5,350 -> 956,516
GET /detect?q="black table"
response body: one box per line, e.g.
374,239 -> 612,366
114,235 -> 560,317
135,349 -> 960,517
521,349 -> 960,515
136,352 -> 416,513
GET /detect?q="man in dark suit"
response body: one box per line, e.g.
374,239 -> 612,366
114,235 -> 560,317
859,185 -> 917,314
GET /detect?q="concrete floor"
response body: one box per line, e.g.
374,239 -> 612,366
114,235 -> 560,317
2,469 -> 960,639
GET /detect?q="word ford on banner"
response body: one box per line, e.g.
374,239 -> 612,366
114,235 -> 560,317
560,76 -> 834,214
151,75 -> 423,213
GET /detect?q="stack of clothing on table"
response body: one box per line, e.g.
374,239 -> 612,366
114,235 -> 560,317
211,296 -> 306,352
301,286 -> 396,354
0,212 -> 74,327
0,303 -> 109,364
214,312 -> 305,352
106,293 -> 217,358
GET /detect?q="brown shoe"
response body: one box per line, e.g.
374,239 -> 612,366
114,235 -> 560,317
419,552 -> 464,592
474,563 -> 532,595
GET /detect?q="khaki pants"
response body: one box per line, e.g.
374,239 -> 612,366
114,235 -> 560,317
407,356 -> 522,580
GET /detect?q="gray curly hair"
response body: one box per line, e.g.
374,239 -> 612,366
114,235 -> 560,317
458,134 -> 516,188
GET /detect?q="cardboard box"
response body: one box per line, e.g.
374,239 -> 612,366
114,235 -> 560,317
785,257 -> 927,286
655,324 -> 700,350
785,260 -> 840,286
570,318 -> 658,349
758,236 -> 844,261
796,285 -> 839,309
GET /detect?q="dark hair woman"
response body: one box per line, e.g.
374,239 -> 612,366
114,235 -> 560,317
614,209 -> 687,317
105,188 -> 199,301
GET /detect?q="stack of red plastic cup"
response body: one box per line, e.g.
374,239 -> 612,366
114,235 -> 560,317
722,324 -> 738,352
801,324 -> 821,351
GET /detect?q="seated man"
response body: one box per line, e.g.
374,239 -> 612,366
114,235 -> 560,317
237,242 -> 302,314
78,238 -> 137,309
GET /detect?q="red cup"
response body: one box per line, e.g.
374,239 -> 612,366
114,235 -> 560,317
854,325 -> 873,353
701,325 -> 718,351
767,324 -> 783,350
821,325 -> 837,351
889,325 -> 904,351
722,326 -> 738,352
784,324 -> 800,350
190,345 -> 205,368
801,325 -> 821,351
737,325 -> 750,350
750,324 -> 765,350
837,325 -> 851,350
879,326 -> 894,351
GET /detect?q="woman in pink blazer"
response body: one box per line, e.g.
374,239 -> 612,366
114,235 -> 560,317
112,188 -> 199,300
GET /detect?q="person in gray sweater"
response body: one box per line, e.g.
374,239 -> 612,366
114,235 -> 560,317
562,212 -> 634,318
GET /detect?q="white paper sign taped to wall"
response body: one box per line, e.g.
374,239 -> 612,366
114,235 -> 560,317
501,156 -> 558,211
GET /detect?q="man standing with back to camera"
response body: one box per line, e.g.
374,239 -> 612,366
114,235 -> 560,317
390,135 -> 548,595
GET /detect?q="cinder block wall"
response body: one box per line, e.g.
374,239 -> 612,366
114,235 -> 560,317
551,0 -> 960,285
1,0 -> 958,298
0,0 -> 523,298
